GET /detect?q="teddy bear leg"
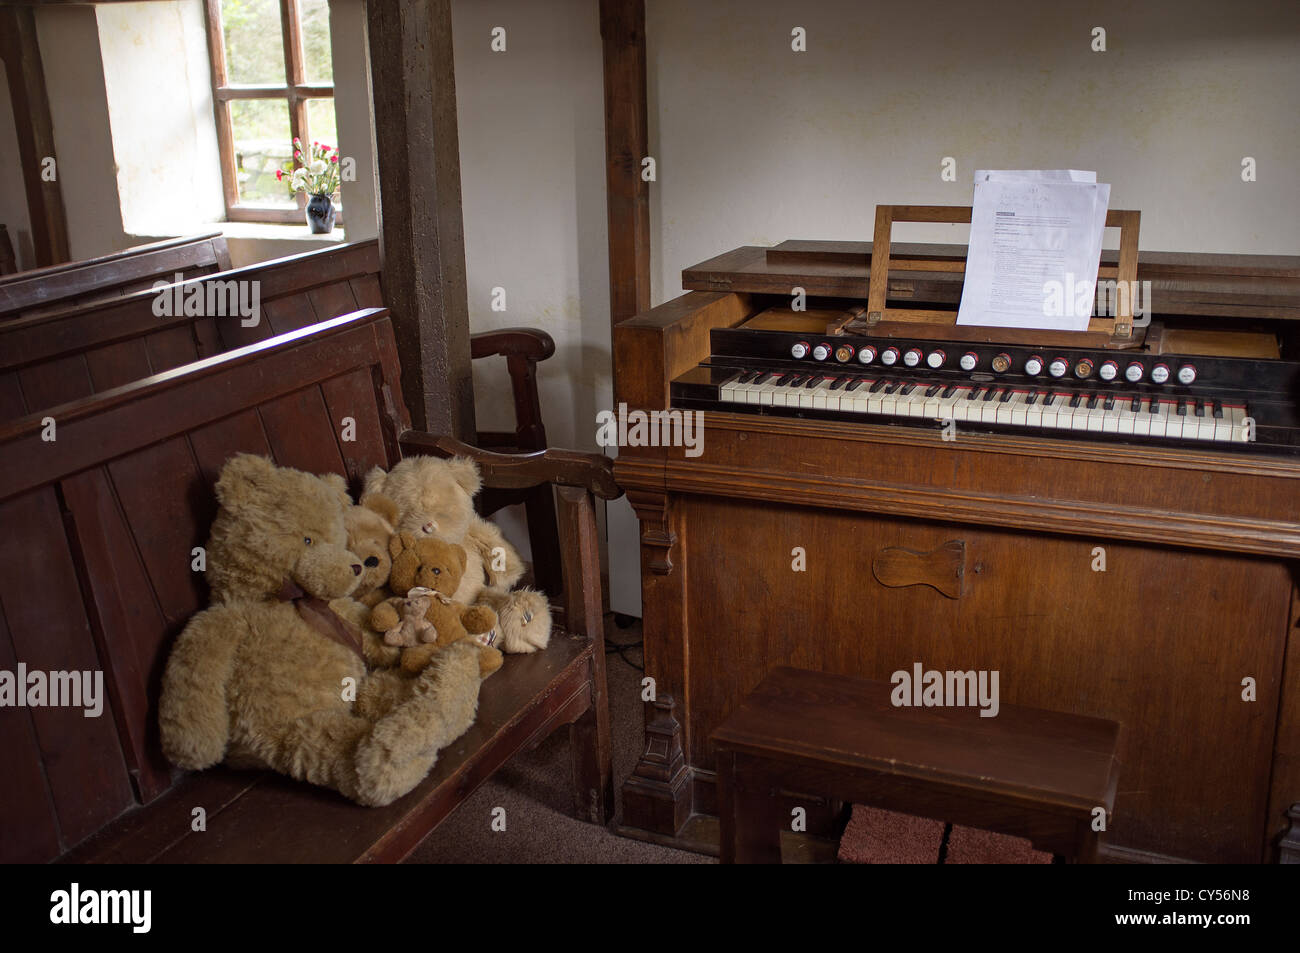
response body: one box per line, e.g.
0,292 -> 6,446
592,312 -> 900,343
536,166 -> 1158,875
353,641 -> 482,805
478,587 -> 552,654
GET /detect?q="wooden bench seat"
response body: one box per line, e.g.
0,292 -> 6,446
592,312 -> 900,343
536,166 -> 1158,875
0,307 -> 616,864
712,667 -> 1121,863
0,231 -> 231,321
62,632 -> 598,863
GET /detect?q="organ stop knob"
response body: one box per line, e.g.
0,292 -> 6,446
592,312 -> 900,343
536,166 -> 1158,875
1024,355 -> 1044,375
858,345 -> 877,364
904,348 -> 923,367
1048,357 -> 1069,378
960,352 -> 979,371
812,343 -> 831,361
791,341 -> 809,359
926,349 -> 946,368
881,347 -> 900,365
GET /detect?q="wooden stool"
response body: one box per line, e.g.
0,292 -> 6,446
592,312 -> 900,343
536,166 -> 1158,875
712,667 -> 1120,863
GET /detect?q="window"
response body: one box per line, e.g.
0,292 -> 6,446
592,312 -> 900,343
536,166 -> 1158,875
203,0 -> 341,224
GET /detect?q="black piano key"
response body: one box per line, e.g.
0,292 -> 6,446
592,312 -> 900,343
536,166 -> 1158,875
789,375 -> 807,387
982,387 -> 997,402
925,383 -> 942,398
1069,393 -> 1082,408
829,378 -> 846,391
1212,400 -> 1224,418
941,384 -> 958,399
883,381 -> 901,394
845,379 -> 865,392
1130,396 -> 1142,412
737,370 -> 758,384
1176,398 -> 1187,416
1025,389 -> 1039,405
999,388 -> 1014,403
1103,395 -> 1115,411
1148,398 -> 1160,414
1043,391 -> 1057,406
1194,399 -> 1205,417
776,373 -> 794,385
899,383 -> 917,395
966,386 -> 982,400
805,376 -> 822,389
870,379 -> 888,393
1086,393 -> 1099,409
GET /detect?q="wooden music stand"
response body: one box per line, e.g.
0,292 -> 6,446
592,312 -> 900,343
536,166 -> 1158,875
849,204 -> 1143,350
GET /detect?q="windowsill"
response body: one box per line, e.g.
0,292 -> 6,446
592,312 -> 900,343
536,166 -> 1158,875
217,220 -> 347,268
219,220 -> 346,243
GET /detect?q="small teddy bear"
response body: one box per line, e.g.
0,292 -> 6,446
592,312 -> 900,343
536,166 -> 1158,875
381,586 -> 439,647
369,533 -> 503,678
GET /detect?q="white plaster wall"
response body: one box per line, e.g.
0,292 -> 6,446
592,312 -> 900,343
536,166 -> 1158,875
96,0 -> 225,237
646,0 -> 1300,304
452,0 -> 610,456
329,0 -> 380,241
33,4 -> 130,259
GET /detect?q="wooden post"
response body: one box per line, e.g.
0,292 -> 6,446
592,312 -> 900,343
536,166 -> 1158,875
0,6 -> 70,268
366,0 -> 474,439
600,0 -> 651,332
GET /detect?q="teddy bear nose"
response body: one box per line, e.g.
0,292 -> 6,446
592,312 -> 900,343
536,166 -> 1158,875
364,556 -> 379,567
351,564 -> 362,576
422,521 -> 435,534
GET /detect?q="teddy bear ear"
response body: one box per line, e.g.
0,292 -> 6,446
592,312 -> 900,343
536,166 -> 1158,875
361,492 -> 400,528
446,457 -> 483,496
362,466 -> 388,499
318,472 -> 351,506
214,454 -> 278,509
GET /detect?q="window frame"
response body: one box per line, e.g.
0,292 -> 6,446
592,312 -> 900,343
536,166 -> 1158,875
203,0 -> 342,225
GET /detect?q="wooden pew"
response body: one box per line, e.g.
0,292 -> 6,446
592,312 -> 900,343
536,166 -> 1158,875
0,240 -> 382,420
0,307 -> 616,864
0,231 -> 232,321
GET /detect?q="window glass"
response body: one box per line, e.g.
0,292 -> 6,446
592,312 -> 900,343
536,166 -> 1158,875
299,0 -> 334,84
230,99 -> 295,205
222,0 -> 286,85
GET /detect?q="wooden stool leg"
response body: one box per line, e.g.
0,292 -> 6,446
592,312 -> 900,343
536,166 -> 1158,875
718,752 -> 783,864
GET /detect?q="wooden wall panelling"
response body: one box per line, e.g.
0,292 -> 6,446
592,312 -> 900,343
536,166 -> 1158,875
0,6 -> 69,267
257,383 -> 350,477
318,368 -> 393,490
0,489 -> 135,848
367,0 -> 474,440
0,609 -> 63,862
599,0 -> 651,334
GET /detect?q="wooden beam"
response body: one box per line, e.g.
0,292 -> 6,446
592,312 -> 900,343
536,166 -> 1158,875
366,0 -> 474,440
0,5 -> 69,267
600,0 -> 651,330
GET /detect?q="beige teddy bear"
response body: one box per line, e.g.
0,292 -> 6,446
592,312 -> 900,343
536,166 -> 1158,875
363,456 -> 553,653
158,454 -> 487,807
381,586 -> 438,646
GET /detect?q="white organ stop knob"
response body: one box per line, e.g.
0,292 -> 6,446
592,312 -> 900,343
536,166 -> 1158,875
812,343 -> 831,361
791,341 -> 809,359
1024,355 -> 1044,376
1151,363 -> 1171,384
926,350 -> 946,368
881,347 -> 900,365
1098,360 -> 1119,381
960,352 -> 979,371
1177,364 -> 1198,385
1048,357 -> 1069,378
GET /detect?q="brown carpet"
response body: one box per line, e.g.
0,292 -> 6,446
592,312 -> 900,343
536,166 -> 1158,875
406,616 -> 1051,864
406,616 -> 709,863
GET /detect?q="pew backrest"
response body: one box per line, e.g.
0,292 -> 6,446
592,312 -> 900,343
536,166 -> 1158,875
0,240 -> 382,422
0,308 -> 404,862
0,232 -> 233,321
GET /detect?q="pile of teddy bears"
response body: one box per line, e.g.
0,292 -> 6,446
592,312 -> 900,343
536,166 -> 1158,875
159,453 -> 552,807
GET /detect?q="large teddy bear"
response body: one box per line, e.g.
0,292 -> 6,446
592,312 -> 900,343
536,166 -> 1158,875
364,456 -> 552,653
158,454 -> 489,807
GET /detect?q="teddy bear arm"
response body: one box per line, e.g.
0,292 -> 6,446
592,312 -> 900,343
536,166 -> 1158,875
159,604 -> 247,770
464,517 -> 525,591
369,598 -> 403,634
459,604 -> 498,635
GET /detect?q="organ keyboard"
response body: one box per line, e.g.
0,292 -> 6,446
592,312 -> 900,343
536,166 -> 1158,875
672,325 -> 1300,452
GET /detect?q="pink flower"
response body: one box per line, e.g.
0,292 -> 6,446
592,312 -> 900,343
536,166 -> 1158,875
293,137 -> 301,145
275,169 -> 284,180
330,155 -> 338,163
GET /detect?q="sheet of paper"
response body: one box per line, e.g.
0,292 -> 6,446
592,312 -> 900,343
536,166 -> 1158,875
956,172 -> 1109,331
